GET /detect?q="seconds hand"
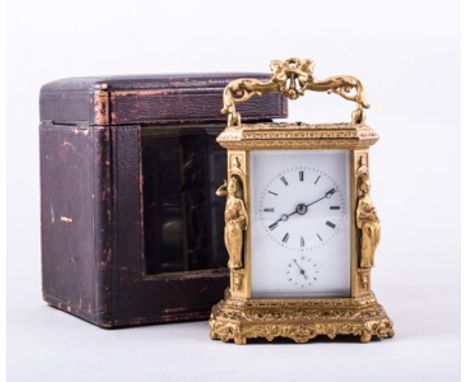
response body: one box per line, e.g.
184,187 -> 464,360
293,259 -> 308,279
269,188 -> 336,229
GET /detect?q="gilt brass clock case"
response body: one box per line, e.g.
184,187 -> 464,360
210,58 -> 394,344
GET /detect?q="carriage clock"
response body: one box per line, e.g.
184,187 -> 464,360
209,57 -> 394,344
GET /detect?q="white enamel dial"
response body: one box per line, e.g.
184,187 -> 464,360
250,150 -> 351,298
258,166 -> 346,251
286,255 -> 320,289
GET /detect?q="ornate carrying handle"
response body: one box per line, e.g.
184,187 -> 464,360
221,57 -> 370,127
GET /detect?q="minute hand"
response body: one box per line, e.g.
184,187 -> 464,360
269,188 -> 337,229
305,188 -> 337,208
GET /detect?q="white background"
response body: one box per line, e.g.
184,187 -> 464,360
6,0 -> 460,381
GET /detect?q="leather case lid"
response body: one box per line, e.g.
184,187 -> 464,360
39,73 -> 288,126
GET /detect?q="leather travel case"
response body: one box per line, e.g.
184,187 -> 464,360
39,73 -> 287,327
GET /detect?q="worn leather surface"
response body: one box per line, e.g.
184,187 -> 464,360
40,73 -> 288,125
40,124 -> 102,322
39,74 -> 288,327
41,123 -> 230,327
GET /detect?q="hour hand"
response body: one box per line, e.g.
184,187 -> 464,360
268,221 -> 279,231
269,212 -> 294,230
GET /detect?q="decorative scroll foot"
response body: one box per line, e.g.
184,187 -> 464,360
209,292 -> 394,345
360,332 -> 372,343
234,336 -> 247,345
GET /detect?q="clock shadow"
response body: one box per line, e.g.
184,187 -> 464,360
245,335 -> 372,345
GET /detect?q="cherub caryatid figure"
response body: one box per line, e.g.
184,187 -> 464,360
356,169 -> 381,269
216,176 -> 248,270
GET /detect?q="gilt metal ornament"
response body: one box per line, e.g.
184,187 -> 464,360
216,175 -> 248,270
356,159 -> 381,269
221,57 -> 369,127
210,58 -> 393,344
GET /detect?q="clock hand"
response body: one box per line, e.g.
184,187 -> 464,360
293,259 -> 308,279
269,188 -> 337,229
305,188 -> 336,208
269,210 -> 297,228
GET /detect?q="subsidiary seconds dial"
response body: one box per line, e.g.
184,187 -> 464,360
286,255 -> 319,289
258,166 -> 346,251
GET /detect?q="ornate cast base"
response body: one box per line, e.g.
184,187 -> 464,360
209,291 -> 394,345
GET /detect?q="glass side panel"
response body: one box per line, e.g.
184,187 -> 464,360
141,126 -> 228,275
